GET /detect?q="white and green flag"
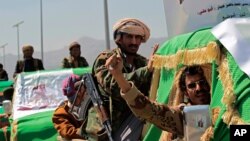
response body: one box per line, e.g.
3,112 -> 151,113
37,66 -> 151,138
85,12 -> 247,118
11,68 -> 91,141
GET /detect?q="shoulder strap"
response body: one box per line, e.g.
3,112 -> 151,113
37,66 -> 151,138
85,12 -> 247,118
77,94 -> 92,121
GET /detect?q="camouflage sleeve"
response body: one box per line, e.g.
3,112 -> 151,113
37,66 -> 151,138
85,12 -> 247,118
123,66 -> 151,87
121,82 -> 184,136
81,57 -> 89,67
93,52 -> 151,96
61,58 -> 70,68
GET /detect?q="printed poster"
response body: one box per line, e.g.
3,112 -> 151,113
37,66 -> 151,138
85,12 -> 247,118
163,0 -> 250,38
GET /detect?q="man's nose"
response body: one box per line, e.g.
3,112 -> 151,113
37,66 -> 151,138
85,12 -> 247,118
131,36 -> 137,44
195,83 -> 202,90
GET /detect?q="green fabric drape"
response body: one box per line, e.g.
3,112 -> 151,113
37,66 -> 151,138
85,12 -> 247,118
8,67 -> 91,141
143,28 -> 250,141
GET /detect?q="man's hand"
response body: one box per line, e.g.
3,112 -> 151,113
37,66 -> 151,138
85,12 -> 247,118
105,54 -> 132,93
105,54 -> 123,76
147,44 -> 159,72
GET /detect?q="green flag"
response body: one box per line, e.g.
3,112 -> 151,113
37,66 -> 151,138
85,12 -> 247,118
143,28 -> 250,141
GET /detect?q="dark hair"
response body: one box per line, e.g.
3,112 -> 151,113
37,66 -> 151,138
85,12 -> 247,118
0,63 -> 3,68
179,66 -> 205,91
113,30 -> 119,41
114,31 -> 123,46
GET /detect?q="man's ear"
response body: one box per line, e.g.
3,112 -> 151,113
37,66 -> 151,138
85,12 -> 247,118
117,39 -> 122,45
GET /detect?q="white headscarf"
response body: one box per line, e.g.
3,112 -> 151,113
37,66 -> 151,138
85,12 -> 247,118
113,18 -> 150,43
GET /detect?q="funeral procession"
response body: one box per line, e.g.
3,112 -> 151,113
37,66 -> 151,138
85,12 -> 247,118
0,0 -> 250,141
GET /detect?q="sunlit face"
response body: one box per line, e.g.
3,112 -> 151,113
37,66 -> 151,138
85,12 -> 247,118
23,48 -> 33,58
184,74 -> 210,105
118,33 -> 143,54
70,47 -> 81,58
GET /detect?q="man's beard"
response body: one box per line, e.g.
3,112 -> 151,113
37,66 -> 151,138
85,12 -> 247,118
119,45 -> 138,56
195,89 -> 209,96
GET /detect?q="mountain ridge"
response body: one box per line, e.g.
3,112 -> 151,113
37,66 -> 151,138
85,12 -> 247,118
1,37 -> 167,80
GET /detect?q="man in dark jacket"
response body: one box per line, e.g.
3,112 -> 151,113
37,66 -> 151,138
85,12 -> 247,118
0,63 -> 8,81
13,45 -> 44,78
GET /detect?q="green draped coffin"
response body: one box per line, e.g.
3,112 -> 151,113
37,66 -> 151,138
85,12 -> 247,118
9,67 -> 91,141
143,28 -> 250,141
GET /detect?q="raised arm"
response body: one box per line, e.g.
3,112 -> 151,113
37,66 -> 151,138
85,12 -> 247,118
105,45 -> 184,136
92,48 -> 152,97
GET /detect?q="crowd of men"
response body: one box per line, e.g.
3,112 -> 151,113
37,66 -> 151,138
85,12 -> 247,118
0,38 -> 89,81
0,18 -> 212,141
51,18 -> 212,141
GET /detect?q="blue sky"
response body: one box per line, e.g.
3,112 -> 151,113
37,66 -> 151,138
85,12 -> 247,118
0,0 -> 167,56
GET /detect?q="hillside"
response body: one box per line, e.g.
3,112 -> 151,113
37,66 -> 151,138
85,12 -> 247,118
1,37 -> 167,80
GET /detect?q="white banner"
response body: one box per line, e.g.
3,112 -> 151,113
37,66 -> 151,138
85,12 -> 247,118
212,18 -> 250,77
13,69 -> 73,120
163,0 -> 250,38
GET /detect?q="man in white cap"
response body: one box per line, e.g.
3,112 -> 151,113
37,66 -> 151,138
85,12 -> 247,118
13,45 -> 44,78
85,18 -> 159,140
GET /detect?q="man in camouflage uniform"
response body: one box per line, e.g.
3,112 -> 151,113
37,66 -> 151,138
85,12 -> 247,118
86,18 -> 158,140
61,42 -> 89,68
13,45 -> 44,78
106,61 -> 211,140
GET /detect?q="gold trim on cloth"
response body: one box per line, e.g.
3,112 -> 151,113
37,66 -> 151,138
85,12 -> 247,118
218,55 -> 245,125
11,120 -> 18,141
152,42 -> 221,69
149,41 -> 247,141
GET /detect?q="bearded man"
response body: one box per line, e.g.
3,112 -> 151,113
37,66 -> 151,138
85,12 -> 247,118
84,18 -> 158,141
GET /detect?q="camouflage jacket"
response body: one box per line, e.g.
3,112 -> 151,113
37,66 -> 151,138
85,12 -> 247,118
62,56 -> 89,68
91,47 -> 152,133
121,82 -> 184,139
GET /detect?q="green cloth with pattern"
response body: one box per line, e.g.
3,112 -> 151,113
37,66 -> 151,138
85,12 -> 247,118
10,67 -> 91,141
143,28 -> 250,141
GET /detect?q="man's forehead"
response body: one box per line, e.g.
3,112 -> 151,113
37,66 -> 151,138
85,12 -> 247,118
23,47 -> 33,51
185,74 -> 204,82
23,48 -> 33,51
123,32 -> 143,37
